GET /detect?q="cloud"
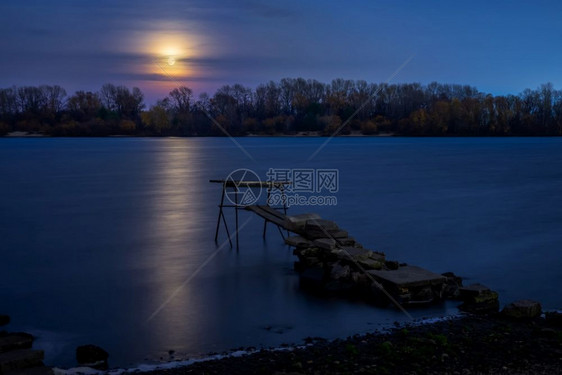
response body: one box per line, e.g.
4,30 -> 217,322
2,0 -> 562,98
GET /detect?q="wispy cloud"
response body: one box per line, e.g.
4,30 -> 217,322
2,0 -> 562,97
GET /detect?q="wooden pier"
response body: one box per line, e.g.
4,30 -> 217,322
210,179 -> 462,306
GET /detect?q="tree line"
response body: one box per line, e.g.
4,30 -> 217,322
1,79 -> 561,137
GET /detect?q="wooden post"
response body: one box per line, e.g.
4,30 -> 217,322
235,187 -> 240,250
280,183 -> 289,237
211,179 -> 291,248
214,182 -> 232,248
214,185 -> 225,241
263,185 -> 271,238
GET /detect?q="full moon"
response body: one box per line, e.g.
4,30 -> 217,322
167,56 -> 176,66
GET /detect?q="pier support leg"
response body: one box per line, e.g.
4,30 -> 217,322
277,225 -> 286,240
214,186 -> 225,241
235,190 -> 240,250
281,185 -> 289,237
215,184 -> 232,248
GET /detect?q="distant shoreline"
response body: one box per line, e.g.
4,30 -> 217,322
4,131 -> 47,137
3,131 -> 562,139
2,130 -> 395,137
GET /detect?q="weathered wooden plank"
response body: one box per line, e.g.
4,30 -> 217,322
284,236 -> 312,247
256,205 -> 286,219
246,205 -> 289,229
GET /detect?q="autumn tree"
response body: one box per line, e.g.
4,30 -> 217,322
141,105 -> 169,135
3,80 -> 562,137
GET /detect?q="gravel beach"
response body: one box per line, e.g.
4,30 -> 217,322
139,313 -> 562,375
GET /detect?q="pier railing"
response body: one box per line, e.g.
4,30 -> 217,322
210,179 -> 292,249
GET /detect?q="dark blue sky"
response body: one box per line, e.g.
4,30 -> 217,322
1,0 -> 561,102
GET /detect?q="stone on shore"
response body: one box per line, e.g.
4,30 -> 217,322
367,266 -> 446,289
4,367 -> 54,374
0,349 -> 44,373
293,247 -> 320,258
458,284 -> 499,314
76,345 -> 109,370
303,219 -> 341,239
312,238 -> 337,250
501,300 -> 542,319
285,236 -> 312,248
332,247 -> 384,263
284,213 -> 321,232
442,272 -> 463,299
337,237 -> 356,246
0,333 -> 34,353
288,211 -> 459,306
330,262 -> 351,280
356,258 -> 383,270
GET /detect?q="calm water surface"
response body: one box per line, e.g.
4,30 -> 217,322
1,137 -> 561,367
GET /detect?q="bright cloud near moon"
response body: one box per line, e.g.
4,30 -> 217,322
125,23 -> 210,83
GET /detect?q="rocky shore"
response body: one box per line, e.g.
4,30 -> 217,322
141,310 -> 562,375
4,303 -> 562,374
0,315 -> 53,374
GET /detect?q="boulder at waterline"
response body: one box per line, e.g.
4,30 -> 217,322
501,300 -> 542,319
76,344 -> 109,370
